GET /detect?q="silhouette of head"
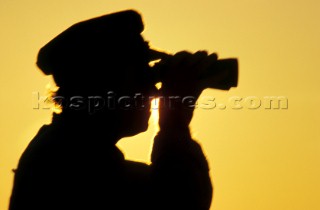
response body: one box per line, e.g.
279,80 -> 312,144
37,10 -> 157,138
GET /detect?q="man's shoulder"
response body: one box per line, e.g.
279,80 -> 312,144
124,160 -> 150,172
122,160 -> 151,181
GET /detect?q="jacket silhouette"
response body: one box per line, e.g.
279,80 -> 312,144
9,10 -> 213,210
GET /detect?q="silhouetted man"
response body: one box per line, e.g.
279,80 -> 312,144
9,10 -> 213,210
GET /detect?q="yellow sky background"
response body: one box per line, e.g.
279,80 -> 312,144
1,1 -> 319,209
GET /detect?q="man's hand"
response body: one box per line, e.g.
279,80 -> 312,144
157,51 -> 218,130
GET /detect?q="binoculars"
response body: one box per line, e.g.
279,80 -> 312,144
149,49 -> 238,90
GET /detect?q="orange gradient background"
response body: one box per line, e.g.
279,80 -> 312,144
1,1 -> 319,209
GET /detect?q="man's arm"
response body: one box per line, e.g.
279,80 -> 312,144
150,51 -> 216,209
150,127 -> 213,210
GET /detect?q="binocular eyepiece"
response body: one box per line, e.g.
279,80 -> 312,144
149,49 -> 238,91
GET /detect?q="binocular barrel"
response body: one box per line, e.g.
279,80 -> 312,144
149,49 -> 238,90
